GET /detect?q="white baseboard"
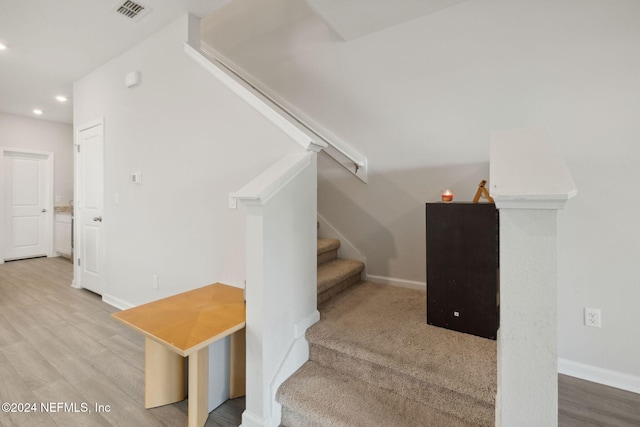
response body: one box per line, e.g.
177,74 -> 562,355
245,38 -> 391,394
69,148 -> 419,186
366,274 -> 426,291
558,358 -> 640,394
102,293 -> 135,310
240,410 -> 267,427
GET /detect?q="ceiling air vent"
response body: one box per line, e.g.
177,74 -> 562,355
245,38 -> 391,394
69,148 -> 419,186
114,1 -> 151,22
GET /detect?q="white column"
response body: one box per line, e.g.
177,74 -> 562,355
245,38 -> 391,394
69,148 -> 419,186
496,209 -> 559,426
490,128 -> 576,427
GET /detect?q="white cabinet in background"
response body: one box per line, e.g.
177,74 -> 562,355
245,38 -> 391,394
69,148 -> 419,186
55,214 -> 72,257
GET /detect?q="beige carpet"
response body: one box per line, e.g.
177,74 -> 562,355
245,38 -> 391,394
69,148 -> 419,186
316,259 -> 364,303
279,361 -> 478,427
278,281 -> 496,426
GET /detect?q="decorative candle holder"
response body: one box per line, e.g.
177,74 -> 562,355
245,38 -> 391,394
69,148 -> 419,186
441,190 -> 453,203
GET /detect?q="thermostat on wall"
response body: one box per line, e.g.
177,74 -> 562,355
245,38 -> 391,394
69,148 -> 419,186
131,172 -> 142,184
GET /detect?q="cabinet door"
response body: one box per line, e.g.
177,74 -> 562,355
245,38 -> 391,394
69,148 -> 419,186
55,216 -> 72,256
426,203 -> 498,339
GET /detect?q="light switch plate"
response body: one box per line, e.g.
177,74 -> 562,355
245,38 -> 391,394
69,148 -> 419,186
131,172 -> 142,184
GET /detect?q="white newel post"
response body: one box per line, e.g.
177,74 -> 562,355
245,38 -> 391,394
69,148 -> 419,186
490,128 -> 576,427
233,152 -> 320,427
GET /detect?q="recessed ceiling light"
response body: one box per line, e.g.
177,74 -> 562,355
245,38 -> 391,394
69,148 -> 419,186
55,96 -> 68,102
0,43 -> 7,50
33,109 -> 43,115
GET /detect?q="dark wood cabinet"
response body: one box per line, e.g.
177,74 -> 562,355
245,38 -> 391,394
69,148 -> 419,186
426,203 -> 499,340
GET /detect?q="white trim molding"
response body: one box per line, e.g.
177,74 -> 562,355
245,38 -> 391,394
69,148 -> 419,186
101,293 -> 135,310
366,274 -> 426,291
240,410 -> 267,427
558,358 -> 640,395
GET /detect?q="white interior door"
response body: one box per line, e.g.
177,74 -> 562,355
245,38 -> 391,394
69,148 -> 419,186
76,123 -> 104,295
2,151 -> 51,261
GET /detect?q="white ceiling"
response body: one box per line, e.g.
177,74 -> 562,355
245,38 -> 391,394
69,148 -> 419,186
0,0 -> 231,124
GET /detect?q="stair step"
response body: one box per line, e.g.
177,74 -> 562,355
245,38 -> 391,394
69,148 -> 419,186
317,238 -> 340,266
278,361 -> 478,427
317,258 -> 364,304
306,282 -> 496,426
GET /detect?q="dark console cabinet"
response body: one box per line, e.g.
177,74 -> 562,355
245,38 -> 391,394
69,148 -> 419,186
426,203 -> 499,340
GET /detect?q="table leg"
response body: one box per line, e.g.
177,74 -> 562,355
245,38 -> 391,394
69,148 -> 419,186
144,337 -> 184,408
188,346 -> 209,427
229,327 -> 246,398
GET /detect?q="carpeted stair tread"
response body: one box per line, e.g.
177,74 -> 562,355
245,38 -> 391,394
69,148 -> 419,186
317,238 -> 340,255
316,258 -> 364,294
279,237 -> 496,426
317,238 -> 341,266
307,282 -> 497,408
278,361 -> 479,427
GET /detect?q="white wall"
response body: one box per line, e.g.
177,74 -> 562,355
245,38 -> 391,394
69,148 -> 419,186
202,0 -> 640,384
73,14 -> 301,307
0,112 -> 73,206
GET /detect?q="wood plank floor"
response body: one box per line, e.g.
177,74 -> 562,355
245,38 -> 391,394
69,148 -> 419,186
0,257 -> 243,427
2,257 -> 639,426
559,374 -> 640,426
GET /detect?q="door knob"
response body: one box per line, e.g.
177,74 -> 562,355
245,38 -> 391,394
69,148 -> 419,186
41,209 -> 47,213
93,216 -> 103,222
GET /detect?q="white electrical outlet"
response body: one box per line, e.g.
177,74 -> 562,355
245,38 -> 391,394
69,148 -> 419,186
584,307 -> 601,328
152,274 -> 159,289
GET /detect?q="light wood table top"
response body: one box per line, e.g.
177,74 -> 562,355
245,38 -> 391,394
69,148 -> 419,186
112,283 -> 246,357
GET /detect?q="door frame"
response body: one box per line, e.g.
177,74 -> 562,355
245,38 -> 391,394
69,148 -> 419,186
72,118 -> 105,290
0,147 -> 55,264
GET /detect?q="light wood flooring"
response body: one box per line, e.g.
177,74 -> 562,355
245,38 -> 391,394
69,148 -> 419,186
0,256 -> 243,427
1,257 -> 639,426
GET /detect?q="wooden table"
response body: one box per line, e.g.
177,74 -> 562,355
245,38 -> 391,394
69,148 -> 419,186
112,283 -> 246,427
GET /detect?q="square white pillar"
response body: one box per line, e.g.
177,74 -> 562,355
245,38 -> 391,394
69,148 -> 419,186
496,209 -> 558,426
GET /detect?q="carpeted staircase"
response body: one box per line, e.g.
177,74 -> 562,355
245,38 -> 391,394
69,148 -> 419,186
276,238 -> 497,426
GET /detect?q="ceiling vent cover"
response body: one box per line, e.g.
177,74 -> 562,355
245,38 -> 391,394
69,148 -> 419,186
115,1 -> 151,22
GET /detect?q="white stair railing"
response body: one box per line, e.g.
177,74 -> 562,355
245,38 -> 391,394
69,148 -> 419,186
197,41 -> 368,182
185,43 -> 325,154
